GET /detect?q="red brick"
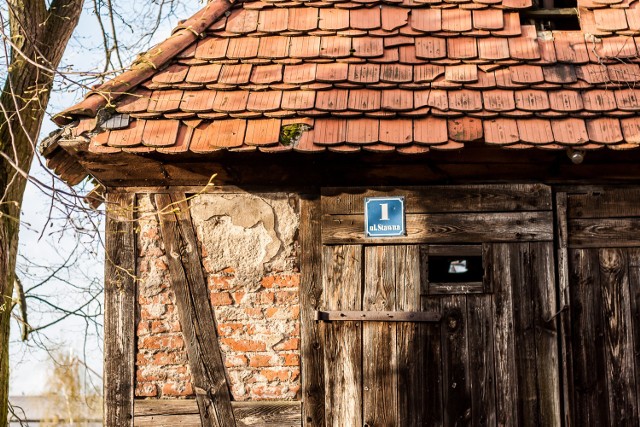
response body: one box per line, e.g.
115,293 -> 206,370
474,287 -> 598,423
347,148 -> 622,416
137,320 -> 151,336
153,351 -> 182,365
225,354 -> 248,367
208,275 -> 233,290
217,322 -> 245,337
222,338 -> 267,352
284,354 -> 300,366
162,381 -> 194,397
232,291 -> 246,304
249,354 -> 276,367
274,338 -> 299,351
210,291 -> 233,306
261,274 -> 300,289
135,383 -> 158,397
261,368 -> 290,381
260,291 -> 275,304
275,290 -> 299,304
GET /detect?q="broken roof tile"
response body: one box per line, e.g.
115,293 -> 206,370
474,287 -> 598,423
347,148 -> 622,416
382,7 -> 409,31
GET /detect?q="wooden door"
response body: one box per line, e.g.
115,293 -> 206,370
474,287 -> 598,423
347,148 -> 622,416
560,188 -> 640,426
319,185 -> 561,427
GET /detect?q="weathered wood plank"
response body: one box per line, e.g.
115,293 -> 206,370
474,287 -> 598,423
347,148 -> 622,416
512,243 -> 539,426
322,212 -> 554,244
555,192 -> 573,427
428,245 -> 482,256
628,249 -> 640,423
300,195 -> 325,427
491,243 -> 519,426
466,294 -> 496,427
316,310 -> 440,322
134,400 -> 302,426
135,413 -> 202,427
420,246 -> 444,426
155,193 -> 235,427
321,184 -> 552,215
568,189 -> 640,219
568,218 -> 640,248
322,245 -> 362,427
104,192 -> 136,427
441,294 -> 471,426
427,282 -> 484,295
531,242 -> 561,426
363,246 -> 398,427
395,246 -> 426,426
569,248 -> 609,426
599,248 -> 639,425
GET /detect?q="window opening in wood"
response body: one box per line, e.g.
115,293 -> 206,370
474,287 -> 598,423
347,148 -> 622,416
427,245 -> 485,295
521,0 -> 579,31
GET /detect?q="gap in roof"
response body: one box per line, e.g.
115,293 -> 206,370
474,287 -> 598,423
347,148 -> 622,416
521,0 -> 580,31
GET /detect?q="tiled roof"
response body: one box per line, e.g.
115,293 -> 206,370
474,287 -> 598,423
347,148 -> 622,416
54,0 -> 640,155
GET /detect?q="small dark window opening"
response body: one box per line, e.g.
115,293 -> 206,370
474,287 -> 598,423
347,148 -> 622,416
427,245 -> 486,295
429,255 -> 484,284
521,0 -> 580,31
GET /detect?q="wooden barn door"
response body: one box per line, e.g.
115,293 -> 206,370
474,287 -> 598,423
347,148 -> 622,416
560,188 -> 640,426
319,185 -> 561,427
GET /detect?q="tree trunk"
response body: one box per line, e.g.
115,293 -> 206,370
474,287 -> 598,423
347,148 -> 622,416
0,0 -> 84,423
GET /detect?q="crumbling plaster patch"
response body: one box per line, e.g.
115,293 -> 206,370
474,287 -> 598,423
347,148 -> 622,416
190,193 -> 299,290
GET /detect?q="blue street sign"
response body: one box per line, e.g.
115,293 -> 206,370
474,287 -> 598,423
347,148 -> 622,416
364,197 -> 406,237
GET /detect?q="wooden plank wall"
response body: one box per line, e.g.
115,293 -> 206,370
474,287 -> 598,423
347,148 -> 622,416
566,188 -> 640,426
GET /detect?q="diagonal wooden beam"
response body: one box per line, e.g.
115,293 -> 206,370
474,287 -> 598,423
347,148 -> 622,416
155,193 -> 236,427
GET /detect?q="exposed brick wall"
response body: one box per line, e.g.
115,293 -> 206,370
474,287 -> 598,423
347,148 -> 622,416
135,193 -> 301,401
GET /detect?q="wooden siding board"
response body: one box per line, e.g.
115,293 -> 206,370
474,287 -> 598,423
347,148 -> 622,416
530,242 -> 561,426
363,246 -> 399,427
466,293 -> 497,426
568,189 -> 640,219
300,195 -> 325,427
322,245 -> 363,427
322,211 -> 554,244
569,248 -> 610,426
395,246 -> 426,426
599,248 -> 639,425
628,249 -> 640,423
568,218 -> 640,248
420,246 -> 444,426
104,193 -> 136,427
491,243 -> 519,425
322,184 -> 552,215
155,193 -> 235,427
441,294 -> 471,426
555,192 -> 574,427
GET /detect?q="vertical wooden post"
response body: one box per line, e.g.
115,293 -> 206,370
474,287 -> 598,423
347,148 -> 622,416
300,195 -> 325,426
104,192 -> 136,426
555,192 -> 574,426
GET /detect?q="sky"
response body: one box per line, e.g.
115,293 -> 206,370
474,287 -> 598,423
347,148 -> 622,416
8,0 -> 201,396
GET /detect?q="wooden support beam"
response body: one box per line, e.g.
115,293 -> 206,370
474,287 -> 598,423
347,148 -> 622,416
316,310 -> 441,322
300,195 -> 325,426
155,193 -> 236,427
104,193 -> 136,426
134,400 -> 302,427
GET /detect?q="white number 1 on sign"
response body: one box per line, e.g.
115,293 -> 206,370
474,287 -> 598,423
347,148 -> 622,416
380,203 -> 389,221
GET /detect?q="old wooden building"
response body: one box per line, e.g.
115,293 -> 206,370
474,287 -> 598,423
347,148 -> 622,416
44,0 -> 640,424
